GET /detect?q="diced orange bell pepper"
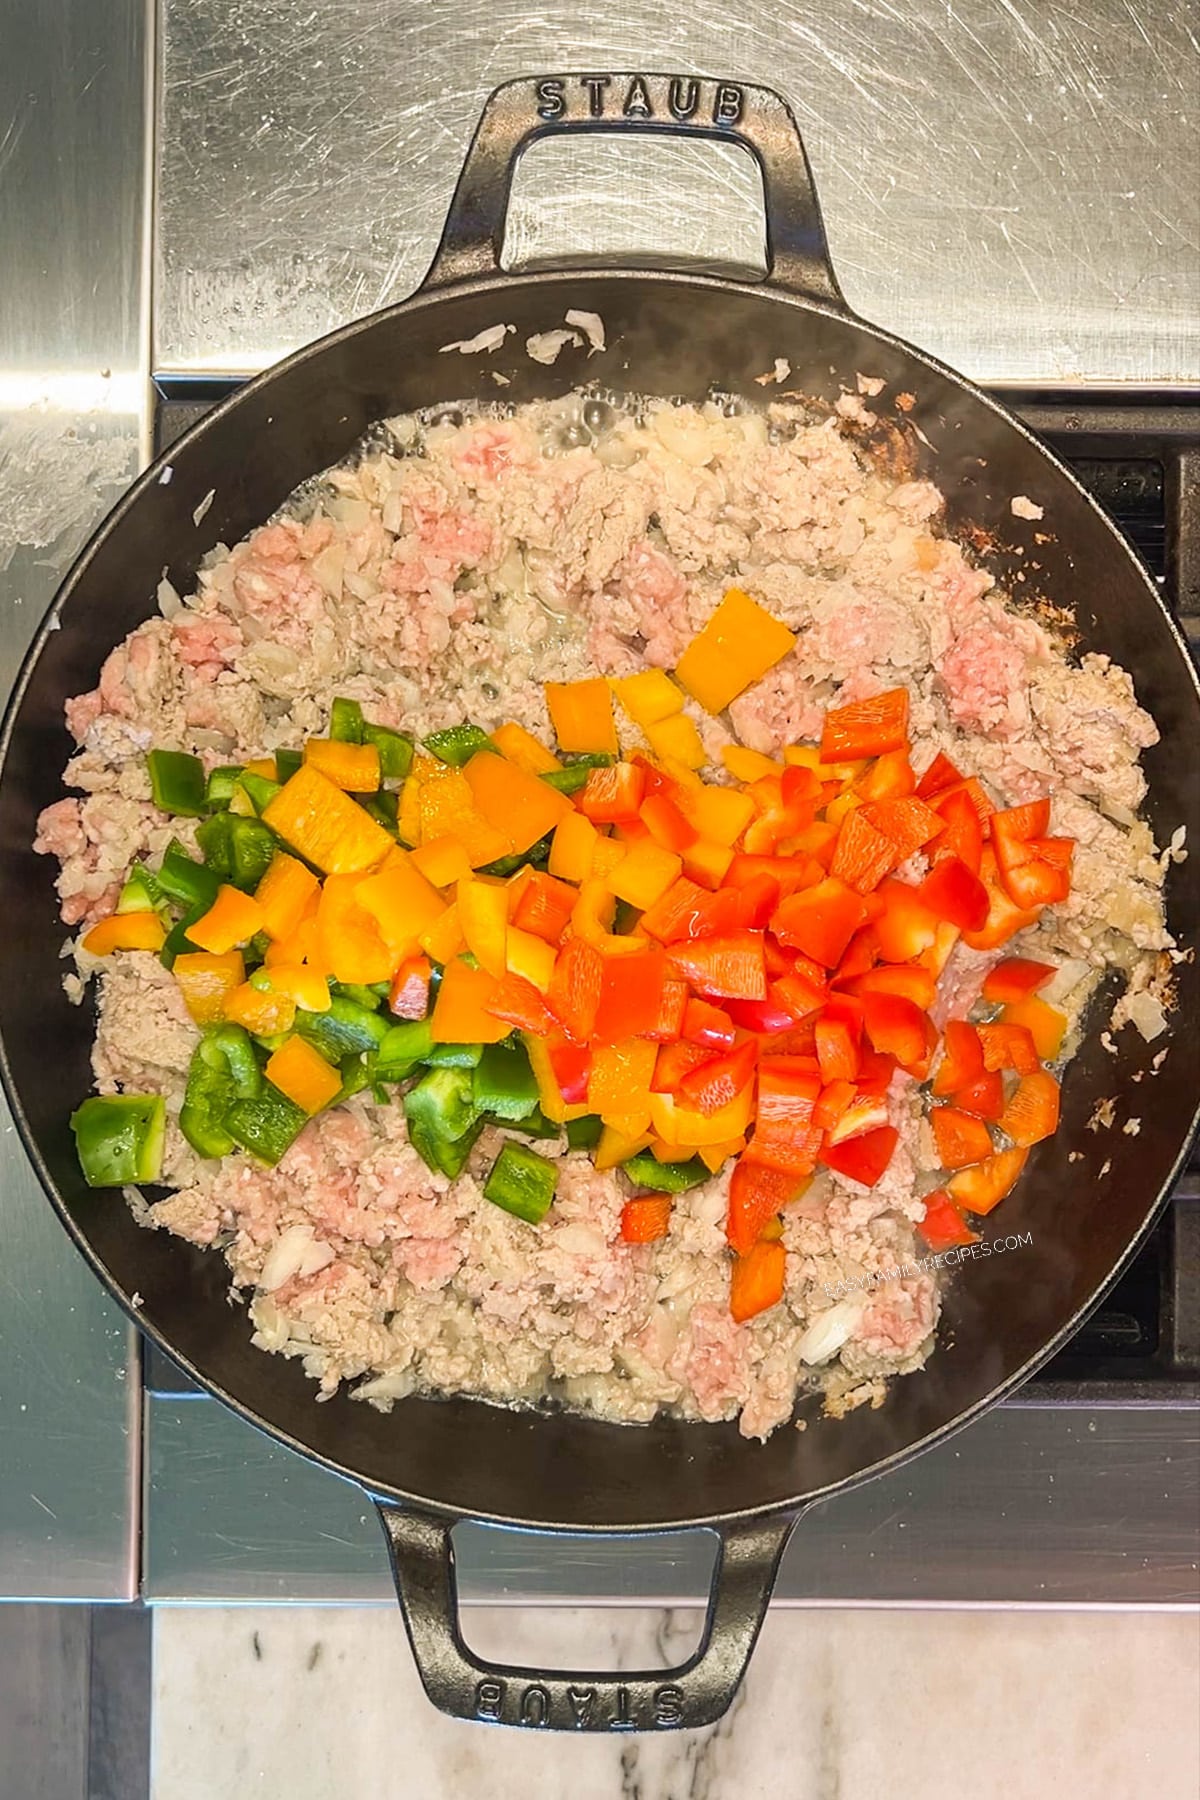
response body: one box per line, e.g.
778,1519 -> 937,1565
640,791 -> 698,855
594,949 -> 669,1042
255,853 -> 320,942
727,1157 -> 803,1256
729,1238 -> 787,1323
864,795 -> 944,861
547,934 -> 604,1041
263,915 -> 318,970
244,757 -> 277,781
505,926 -> 557,993
675,588 -> 796,715
429,957 -> 511,1044
666,931 -> 768,1002
820,688 -> 909,762
978,1021 -> 1040,1075
588,1039 -> 657,1130
544,678 -> 619,754
222,980 -> 296,1036
830,806 -> 899,894
680,836 -> 735,890
264,1035 -> 342,1115
772,878 -> 870,969
700,1136 -> 746,1174
510,871 -> 577,945
260,963 -> 331,1013
490,720 -> 562,775
982,958 -> 1057,1005
419,901 -> 465,966
854,750 -> 916,802
931,1106 -> 995,1169
684,784 -> 756,847
455,877 -> 509,978
415,762 -> 510,867
998,1070 -> 1061,1145
588,833 -> 626,880
188,885 -> 266,955
607,839 -> 683,910
353,857 -> 445,957
570,878 -> 618,948
547,809 -> 598,884
619,1194 -> 673,1243
861,992 -> 932,1075
264,765 -> 392,875
82,910 -> 166,956
722,745 -> 783,783
578,762 -> 646,825
610,669 -> 686,727
303,737 -> 381,792
173,950 -> 246,1024
463,750 -> 573,856
315,874 -> 395,985
918,1189 -> 980,1252
388,954 -> 432,1020
410,834 -> 474,888
948,1146 -> 1028,1214
644,713 -> 706,770
1001,995 -> 1067,1061
649,1085 -> 755,1147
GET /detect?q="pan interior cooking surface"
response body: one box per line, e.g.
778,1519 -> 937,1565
3,268 -> 1197,1528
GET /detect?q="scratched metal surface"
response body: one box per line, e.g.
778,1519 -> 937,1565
154,0 -> 1200,383
142,1396 -> 1200,1605
0,0 -> 149,1598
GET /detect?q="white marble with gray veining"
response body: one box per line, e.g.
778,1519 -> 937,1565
151,1605 -> 1200,1798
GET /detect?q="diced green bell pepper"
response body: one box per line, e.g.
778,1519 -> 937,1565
565,1115 -> 604,1150
373,1018 -> 434,1081
178,1040 -> 236,1158
147,748 -> 207,817
404,1065 -> 481,1177
227,817 -> 276,890
362,722 -> 414,780
330,982 -> 390,1010
334,1052 -> 374,1104
70,1094 -> 166,1187
356,789 -> 400,836
205,765 -> 243,809
539,765 -> 592,795
159,902 -> 207,970
425,1041 -> 484,1068
489,1108 -> 561,1140
472,1038 -> 539,1122
478,832 -> 554,878
157,840 -> 221,912
117,863 -> 166,914
294,995 -> 391,1060
622,1152 -> 709,1194
330,697 -> 365,742
208,1023 -> 261,1098
224,1082 -> 308,1166
195,811 -> 234,876
274,747 -> 303,783
423,723 -> 498,767
483,1141 -> 558,1224
237,771 -> 282,815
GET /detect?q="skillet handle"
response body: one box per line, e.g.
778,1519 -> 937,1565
377,1503 -> 797,1731
420,72 -> 846,309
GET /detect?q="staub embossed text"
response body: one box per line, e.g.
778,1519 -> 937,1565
534,75 -> 745,127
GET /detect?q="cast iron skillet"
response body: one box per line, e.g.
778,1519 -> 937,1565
1,75 -> 1197,1732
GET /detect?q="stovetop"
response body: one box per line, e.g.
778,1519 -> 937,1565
1,0 -> 1197,1608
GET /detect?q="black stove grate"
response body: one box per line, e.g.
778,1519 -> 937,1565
146,383 -> 1200,1405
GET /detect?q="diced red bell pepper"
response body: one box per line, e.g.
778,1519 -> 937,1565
962,845 -> 1043,950
729,1238 -> 787,1323
645,978 -> 689,1042
547,934 -> 604,1042
918,1189 -> 980,1252
865,795 -> 945,862
997,838 -> 1074,908
835,925 -> 880,981
981,957 -> 1057,1005
548,1036 -> 591,1104
682,996 -> 737,1049
620,1194 -> 673,1243
725,852 -> 823,898
947,1146 -> 1028,1215
388,953 -> 432,1020
772,877 -> 871,969
873,879 -> 940,963
815,1014 -> 859,1083
731,872 -> 782,929
594,949 -> 668,1042
821,687 -> 909,761
813,1077 -> 857,1131
652,1038 -> 715,1093
511,871 -> 577,946
940,775 -> 994,825
666,931 -> 767,1001
930,788 -> 983,874
830,806 -> 899,894
763,934 -> 795,978
855,1045 -> 896,1096
725,993 -> 807,1035
640,792 -> 698,854
916,855 -> 989,932
861,992 -> 932,1072
748,1058 -> 823,1175
639,876 -> 709,943
977,1021 -> 1040,1075
992,798 -> 1051,842
780,763 -> 824,812
953,1069 -> 1005,1121
915,751 -> 964,800
679,1039 -> 758,1118
824,1091 -> 890,1143
578,762 -> 646,824
821,1124 -> 899,1188
727,1157 -> 803,1256
931,1106 -> 994,1169
485,972 -> 557,1036
772,963 -> 828,1022
843,964 -> 938,1011
931,1019 -> 986,1095
998,1069 -> 1061,1145
854,749 -> 916,802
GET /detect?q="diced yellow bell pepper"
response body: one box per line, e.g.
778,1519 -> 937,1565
303,738 -> 381,792
172,950 -> 245,1024
588,1040 -> 657,1132
609,669 -> 686,727
188,885 -> 265,955
415,762 -> 511,866
244,757 -> 278,780
606,840 -> 682,910
784,744 -> 865,785
463,751 -> 573,856
223,981 -> 296,1036
544,678 -> 619,754
644,713 -> 706,770
722,744 -> 784,783
263,765 -> 392,875
355,857 -> 445,955
589,834 -> 626,878
682,783 -> 756,846
547,809 -> 597,884
456,877 -> 509,979
648,1086 -> 754,1147
1002,996 -> 1068,1061
505,925 -> 556,993
255,852 -> 320,941
523,1033 -> 589,1125
263,916 -> 317,970
429,958 -> 510,1044
264,1035 -> 342,1116
315,874 -> 396,985
419,902 -> 465,966
491,720 -> 562,775
675,588 -> 796,714
259,963 -> 331,1013
398,771 -> 423,845
593,1124 -> 653,1171
681,838 -> 735,888
410,834 -> 473,889
571,878 -> 617,946
699,1137 -> 747,1174
82,910 -> 166,957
